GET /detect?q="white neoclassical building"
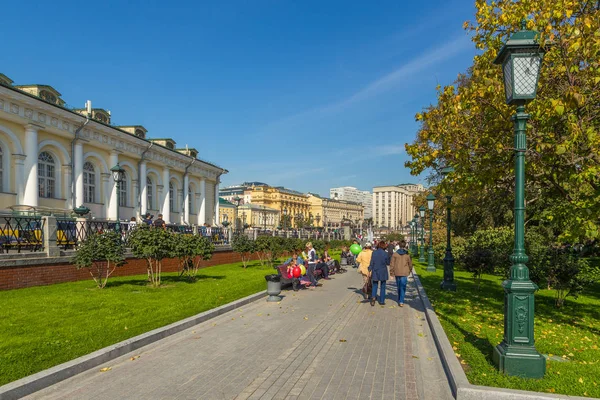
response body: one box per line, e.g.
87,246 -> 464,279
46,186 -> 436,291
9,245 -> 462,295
0,73 -> 227,224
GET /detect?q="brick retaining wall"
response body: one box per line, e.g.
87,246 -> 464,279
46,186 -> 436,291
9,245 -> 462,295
0,250 -> 265,291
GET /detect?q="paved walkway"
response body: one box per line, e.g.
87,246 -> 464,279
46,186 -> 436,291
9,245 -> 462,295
27,270 -> 453,400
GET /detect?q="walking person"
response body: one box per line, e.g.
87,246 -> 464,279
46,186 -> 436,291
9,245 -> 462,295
305,242 -> 322,287
389,240 -> 413,307
368,241 -> 390,306
356,242 -> 373,299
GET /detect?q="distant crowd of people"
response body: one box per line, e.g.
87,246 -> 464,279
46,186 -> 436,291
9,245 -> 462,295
283,242 -> 346,288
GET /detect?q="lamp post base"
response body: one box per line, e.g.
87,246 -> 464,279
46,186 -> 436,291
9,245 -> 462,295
418,244 -> 425,263
441,252 -> 456,291
494,278 -> 546,378
426,250 -> 435,272
493,342 -> 546,379
440,280 -> 456,291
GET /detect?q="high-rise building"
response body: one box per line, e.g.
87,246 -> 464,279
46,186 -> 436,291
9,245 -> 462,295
329,186 -> 372,219
372,184 -> 424,229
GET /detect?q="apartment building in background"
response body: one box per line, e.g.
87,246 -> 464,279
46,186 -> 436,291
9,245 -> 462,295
372,184 -> 424,229
329,186 -> 372,219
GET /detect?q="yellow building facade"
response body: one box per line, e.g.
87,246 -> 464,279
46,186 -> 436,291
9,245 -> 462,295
0,73 -> 227,224
308,194 -> 364,230
244,185 -> 310,228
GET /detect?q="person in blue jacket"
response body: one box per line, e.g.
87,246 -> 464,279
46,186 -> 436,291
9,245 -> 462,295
368,241 -> 390,306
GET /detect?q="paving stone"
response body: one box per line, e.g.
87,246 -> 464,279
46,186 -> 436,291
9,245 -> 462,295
25,273 -> 453,400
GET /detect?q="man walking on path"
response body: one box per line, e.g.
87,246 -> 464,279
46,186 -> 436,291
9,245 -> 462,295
389,240 -> 413,307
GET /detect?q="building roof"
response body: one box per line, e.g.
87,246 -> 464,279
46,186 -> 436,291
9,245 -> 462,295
219,197 -> 235,206
238,204 -> 279,212
0,75 -> 228,174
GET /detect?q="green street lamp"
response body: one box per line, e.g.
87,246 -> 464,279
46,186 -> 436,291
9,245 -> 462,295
426,193 -> 436,272
418,206 -> 426,263
413,213 -> 419,255
441,167 -> 456,291
233,195 -> 242,231
110,163 -> 126,234
410,219 -> 416,255
492,20 -> 546,379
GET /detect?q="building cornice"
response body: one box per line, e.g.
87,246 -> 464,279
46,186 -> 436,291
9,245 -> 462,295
0,84 -> 227,179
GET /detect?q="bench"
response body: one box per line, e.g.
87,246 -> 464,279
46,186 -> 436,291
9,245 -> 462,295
276,263 -> 324,291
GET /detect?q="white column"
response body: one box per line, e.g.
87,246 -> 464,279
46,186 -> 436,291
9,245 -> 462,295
23,124 -> 39,207
74,142 -> 84,208
198,178 -> 206,225
183,174 -> 190,224
63,164 -> 72,210
214,180 -> 220,225
101,173 -> 110,219
14,154 -> 26,205
161,167 -> 170,223
139,162 -> 147,216
108,152 -> 118,221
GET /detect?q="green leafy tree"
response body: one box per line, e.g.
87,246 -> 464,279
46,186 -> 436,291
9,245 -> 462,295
231,233 -> 256,269
128,225 -> 176,287
73,231 -> 125,289
255,236 -> 284,268
174,234 -> 215,280
405,1 -> 600,242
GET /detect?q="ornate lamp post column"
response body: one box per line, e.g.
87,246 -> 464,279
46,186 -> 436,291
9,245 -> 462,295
418,206 -> 426,263
441,167 -> 456,291
426,193 -> 436,272
411,218 -> 418,255
409,220 -> 414,254
492,21 -> 546,378
233,195 -> 242,231
110,163 -> 126,233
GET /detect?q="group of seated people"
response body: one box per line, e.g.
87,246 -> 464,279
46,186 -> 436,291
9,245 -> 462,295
281,242 -> 345,288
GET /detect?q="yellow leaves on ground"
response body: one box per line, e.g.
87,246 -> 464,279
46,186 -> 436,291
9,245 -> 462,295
100,367 -> 111,372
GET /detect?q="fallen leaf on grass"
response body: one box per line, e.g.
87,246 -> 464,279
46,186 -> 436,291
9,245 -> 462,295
460,360 -> 467,365
579,377 -> 584,383
452,346 -> 458,351
455,353 -> 461,358
100,367 -> 112,372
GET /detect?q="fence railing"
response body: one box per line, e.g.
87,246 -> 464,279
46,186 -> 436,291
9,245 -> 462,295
0,215 -> 45,253
0,215 -> 349,257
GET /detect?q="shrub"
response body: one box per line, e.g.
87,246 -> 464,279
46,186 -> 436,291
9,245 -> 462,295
462,248 -> 494,288
174,234 -> 215,280
128,225 -> 176,287
73,231 -> 125,288
543,247 -> 600,307
383,232 -> 405,242
434,236 -> 467,267
231,233 -> 256,269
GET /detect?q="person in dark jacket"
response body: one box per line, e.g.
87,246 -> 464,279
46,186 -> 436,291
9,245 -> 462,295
368,241 -> 390,306
386,241 -> 395,261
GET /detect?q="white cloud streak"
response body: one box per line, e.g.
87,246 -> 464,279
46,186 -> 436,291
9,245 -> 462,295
262,34 -> 472,131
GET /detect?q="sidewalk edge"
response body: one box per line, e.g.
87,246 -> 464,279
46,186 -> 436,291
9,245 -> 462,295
0,290 -> 266,400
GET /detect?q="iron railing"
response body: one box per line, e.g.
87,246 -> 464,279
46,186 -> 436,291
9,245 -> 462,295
0,216 -> 45,253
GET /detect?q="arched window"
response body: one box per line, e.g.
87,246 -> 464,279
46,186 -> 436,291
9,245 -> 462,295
119,171 -> 128,207
169,182 -> 175,212
146,177 -> 153,210
38,152 -> 55,198
83,162 -> 96,203
188,186 -> 193,213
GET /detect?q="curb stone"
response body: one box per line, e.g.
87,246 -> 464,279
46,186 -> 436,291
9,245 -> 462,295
411,270 -> 597,400
0,290 -> 266,400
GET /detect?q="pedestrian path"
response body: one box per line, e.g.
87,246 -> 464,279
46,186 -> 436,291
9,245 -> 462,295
27,270 -> 454,400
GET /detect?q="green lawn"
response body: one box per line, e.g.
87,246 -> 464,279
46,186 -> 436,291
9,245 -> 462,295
415,261 -> 600,397
0,260 -> 277,386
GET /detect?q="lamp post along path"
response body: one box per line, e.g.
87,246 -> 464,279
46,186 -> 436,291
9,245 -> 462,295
491,20 -> 546,379
441,167 -> 456,291
426,193 -> 436,272
418,206 -> 426,263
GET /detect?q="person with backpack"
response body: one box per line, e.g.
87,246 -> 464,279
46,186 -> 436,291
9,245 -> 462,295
389,240 -> 413,307
153,214 -> 166,229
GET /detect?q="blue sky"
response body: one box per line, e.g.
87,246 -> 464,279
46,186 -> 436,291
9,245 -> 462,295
2,0 -> 477,196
